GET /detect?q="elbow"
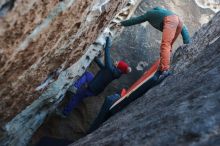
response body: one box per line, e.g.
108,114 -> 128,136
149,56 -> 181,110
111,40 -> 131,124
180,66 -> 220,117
181,33 -> 191,44
183,36 -> 191,44
184,39 -> 191,44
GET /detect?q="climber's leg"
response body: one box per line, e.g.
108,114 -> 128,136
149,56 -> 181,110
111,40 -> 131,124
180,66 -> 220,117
73,71 -> 94,89
88,94 -> 121,133
160,15 -> 179,71
171,17 -> 183,46
63,87 -> 94,116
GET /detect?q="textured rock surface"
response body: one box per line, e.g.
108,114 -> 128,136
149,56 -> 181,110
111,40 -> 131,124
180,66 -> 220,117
71,11 -> 220,146
195,0 -> 220,12
0,0 -> 126,126
0,0 -> 128,145
31,0 -> 217,143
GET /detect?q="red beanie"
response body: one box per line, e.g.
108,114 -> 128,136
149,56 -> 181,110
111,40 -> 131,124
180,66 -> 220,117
117,61 -> 129,74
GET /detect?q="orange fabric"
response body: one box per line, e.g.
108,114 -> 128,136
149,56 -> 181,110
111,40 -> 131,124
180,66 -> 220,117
160,15 -> 183,71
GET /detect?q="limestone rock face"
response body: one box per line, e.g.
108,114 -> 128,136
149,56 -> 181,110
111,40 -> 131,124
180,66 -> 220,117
0,0 -> 127,145
71,11 -> 220,146
0,0 -> 125,125
195,0 -> 220,12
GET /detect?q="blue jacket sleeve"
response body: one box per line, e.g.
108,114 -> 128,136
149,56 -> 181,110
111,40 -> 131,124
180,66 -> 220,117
94,57 -> 105,69
104,37 -> 114,71
181,25 -> 191,44
121,12 -> 149,26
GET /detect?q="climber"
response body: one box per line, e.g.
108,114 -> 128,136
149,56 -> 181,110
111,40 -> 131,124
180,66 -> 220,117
58,37 -> 132,117
119,6 -> 191,80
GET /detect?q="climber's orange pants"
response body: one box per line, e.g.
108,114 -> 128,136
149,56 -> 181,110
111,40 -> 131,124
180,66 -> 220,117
160,15 -> 183,71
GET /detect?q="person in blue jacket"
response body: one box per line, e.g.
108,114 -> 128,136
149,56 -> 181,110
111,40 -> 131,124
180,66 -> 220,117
61,37 -> 131,117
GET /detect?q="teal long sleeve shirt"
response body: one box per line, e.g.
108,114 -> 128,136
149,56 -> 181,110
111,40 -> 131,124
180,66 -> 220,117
121,7 -> 191,44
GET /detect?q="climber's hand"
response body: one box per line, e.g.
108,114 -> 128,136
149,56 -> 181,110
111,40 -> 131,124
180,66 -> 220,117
111,19 -> 122,28
115,22 -> 122,28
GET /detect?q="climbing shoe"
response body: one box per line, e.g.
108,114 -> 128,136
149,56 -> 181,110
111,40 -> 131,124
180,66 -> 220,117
155,70 -> 171,82
159,70 -> 171,80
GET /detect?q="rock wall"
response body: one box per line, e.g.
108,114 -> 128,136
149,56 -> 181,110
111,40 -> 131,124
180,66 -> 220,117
0,0 -> 128,145
195,0 -> 220,12
0,0 -> 125,124
0,0 -> 126,126
71,11 -> 220,146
